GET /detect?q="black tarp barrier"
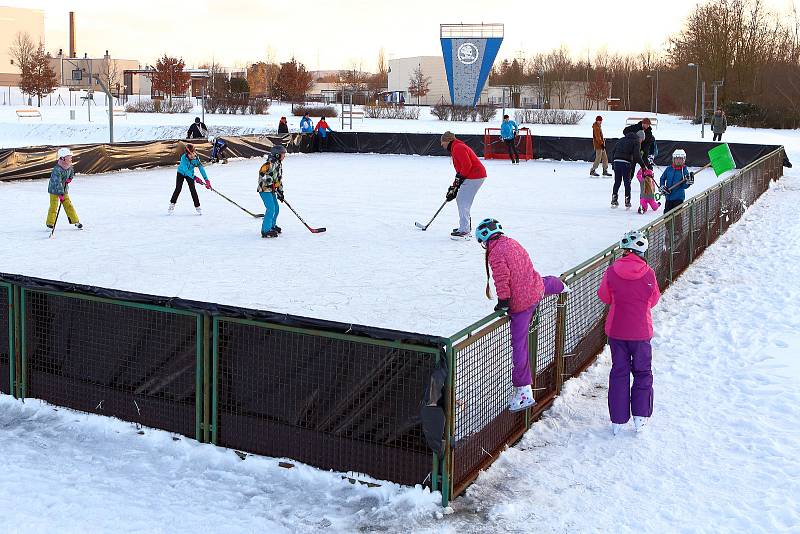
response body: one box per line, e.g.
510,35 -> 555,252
0,284 -> 9,394
0,132 -> 789,183
0,272 -> 446,351
24,288 -> 198,437
216,318 -> 437,486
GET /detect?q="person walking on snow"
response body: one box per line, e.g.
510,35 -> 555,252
476,218 -> 570,411
169,143 -> 211,215
500,114 -> 520,164
46,147 -> 82,230
610,130 -> 647,208
659,149 -> 694,214
598,230 -> 660,435
590,115 -> 611,176
711,108 -> 727,142
257,144 -> 287,238
635,168 -> 661,214
187,117 -> 208,139
314,116 -> 333,152
441,131 -> 487,239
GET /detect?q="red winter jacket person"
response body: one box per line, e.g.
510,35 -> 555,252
440,131 -> 487,239
448,138 -> 487,179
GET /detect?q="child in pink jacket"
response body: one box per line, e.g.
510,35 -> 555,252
597,230 -> 661,435
476,218 -> 570,412
636,168 -> 661,214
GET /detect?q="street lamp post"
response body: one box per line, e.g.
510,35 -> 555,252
688,63 -> 699,121
654,69 -> 659,114
646,74 -> 654,113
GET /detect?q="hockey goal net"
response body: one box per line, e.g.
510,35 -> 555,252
483,127 -> 533,160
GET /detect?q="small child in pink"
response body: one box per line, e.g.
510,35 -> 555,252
636,168 -> 661,214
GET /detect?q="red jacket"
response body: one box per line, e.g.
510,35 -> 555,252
449,139 -> 487,179
487,236 -> 545,313
597,253 -> 661,340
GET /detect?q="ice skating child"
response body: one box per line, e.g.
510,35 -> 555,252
210,136 -> 228,164
169,143 -> 211,215
476,218 -> 570,412
257,144 -> 287,238
659,149 -> 694,214
314,116 -> 332,151
46,147 -> 82,230
636,168 -> 661,214
597,230 -> 661,435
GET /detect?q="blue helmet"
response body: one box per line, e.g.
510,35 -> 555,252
475,218 -> 503,245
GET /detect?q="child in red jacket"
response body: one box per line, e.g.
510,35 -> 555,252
477,218 -> 570,412
597,230 -> 661,435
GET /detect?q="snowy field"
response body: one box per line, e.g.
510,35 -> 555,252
0,154 -> 723,336
1,172 -> 797,533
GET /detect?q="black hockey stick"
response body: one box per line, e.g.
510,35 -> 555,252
49,200 -> 62,239
210,186 -> 264,218
282,198 -> 326,233
415,200 -> 448,231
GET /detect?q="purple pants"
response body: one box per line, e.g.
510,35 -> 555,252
607,338 -> 653,423
509,276 -> 565,387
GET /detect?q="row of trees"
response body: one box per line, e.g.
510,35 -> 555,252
8,33 -> 57,106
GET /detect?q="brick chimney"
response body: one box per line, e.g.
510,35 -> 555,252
69,12 -> 75,58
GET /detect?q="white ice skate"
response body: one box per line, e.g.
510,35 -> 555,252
508,385 -> 535,412
612,423 -> 625,436
168,203 -> 175,214
633,416 -> 648,433
196,206 -> 202,215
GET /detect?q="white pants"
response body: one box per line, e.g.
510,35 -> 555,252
456,178 -> 485,232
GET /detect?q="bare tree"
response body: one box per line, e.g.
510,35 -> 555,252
19,43 -> 57,106
8,32 -> 36,99
407,65 -> 431,105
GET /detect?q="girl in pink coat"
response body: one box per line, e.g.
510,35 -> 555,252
476,218 -> 570,412
597,230 -> 661,434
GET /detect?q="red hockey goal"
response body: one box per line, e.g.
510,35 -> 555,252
483,127 -> 533,160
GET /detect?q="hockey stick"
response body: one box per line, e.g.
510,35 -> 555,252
282,198 -> 326,233
49,200 -> 62,239
210,186 -> 264,218
662,162 -> 712,195
415,200 -> 448,231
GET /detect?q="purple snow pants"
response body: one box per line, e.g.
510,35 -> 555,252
509,276 -> 565,387
607,338 -> 654,424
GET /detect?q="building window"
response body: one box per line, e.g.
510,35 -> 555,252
72,69 -> 82,81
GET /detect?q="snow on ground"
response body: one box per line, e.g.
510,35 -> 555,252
1,170 -> 797,534
0,154 -> 723,336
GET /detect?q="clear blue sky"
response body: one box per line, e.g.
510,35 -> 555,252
2,0 -> 797,70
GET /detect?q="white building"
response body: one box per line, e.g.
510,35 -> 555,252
388,55 -> 489,106
0,6 -> 45,86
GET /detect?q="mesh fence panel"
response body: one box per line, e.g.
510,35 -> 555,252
0,285 -> 9,394
707,187 -> 722,246
533,295 -> 559,400
563,262 -> 610,378
645,222 -> 671,291
25,290 -> 198,437
215,319 -> 436,486
671,208 -> 692,277
692,196 -> 710,259
451,318 -> 526,493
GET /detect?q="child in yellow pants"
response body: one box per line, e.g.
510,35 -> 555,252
46,147 -> 82,230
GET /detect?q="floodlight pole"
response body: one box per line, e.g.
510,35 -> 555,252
688,63 -> 699,121
93,74 -> 115,143
701,81 -> 706,139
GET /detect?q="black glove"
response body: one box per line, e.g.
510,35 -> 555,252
658,185 -> 669,196
276,189 -> 285,202
686,172 -> 695,186
445,185 -> 458,202
494,299 -> 510,312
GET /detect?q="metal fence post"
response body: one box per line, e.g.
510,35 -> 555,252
705,194 -> 711,249
688,203 -> 695,263
211,316 -> 219,445
554,293 -> 567,394
203,314 -> 211,444
442,341 -> 455,507
526,310 -> 540,429
18,287 -> 26,399
9,284 -> 18,398
668,216 -> 675,285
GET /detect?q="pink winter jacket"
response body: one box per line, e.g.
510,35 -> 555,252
487,236 -> 545,313
597,253 -> 661,340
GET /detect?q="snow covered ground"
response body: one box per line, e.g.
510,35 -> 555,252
0,154 -> 724,336
1,171 -> 797,533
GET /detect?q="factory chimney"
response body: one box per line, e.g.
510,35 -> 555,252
69,12 -> 75,58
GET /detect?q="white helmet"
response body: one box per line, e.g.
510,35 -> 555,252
208,136 -> 216,143
57,147 -> 73,159
620,229 -> 649,256
672,149 -> 686,160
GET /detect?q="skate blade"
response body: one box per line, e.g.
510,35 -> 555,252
450,235 -> 471,241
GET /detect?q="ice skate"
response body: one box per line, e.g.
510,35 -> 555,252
450,229 -> 471,240
195,206 -> 202,215
602,171 -> 612,177
637,206 -> 644,214
633,416 -> 648,433
262,229 -> 279,238
168,203 -> 175,214
625,196 -> 632,209
74,223 -> 83,230
612,423 -> 625,436
272,225 -> 282,234
508,385 -> 535,412
590,170 -> 600,176
611,194 -> 619,208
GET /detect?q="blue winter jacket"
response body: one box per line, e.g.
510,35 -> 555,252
212,139 -> 227,159
500,120 -> 518,140
178,153 -> 209,181
659,165 -> 691,202
300,117 -> 313,133
48,164 -> 75,195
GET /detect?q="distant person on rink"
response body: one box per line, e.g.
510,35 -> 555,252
314,116 -> 333,152
169,143 -> 210,215
610,130 -> 647,209
623,117 -> 655,176
711,108 -> 727,142
441,131 -> 486,239
299,113 -> 313,133
500,114 -> 520,164
210,136 -> 228,164
278,116 -> 289,134
187,117 -> 208,139
257,144 -> 287,239
590,115 -> 611,176
598,230 -> 660,435
46,147 -> 82,230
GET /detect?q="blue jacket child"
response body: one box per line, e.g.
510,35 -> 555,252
300,115 -> 313,133
500,118 -> 519,140
659,154 -> 693,203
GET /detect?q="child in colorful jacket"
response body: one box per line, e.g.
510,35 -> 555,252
635,168 -> 661,214
257,144 -> 286,238
597,230 -> 661,435
476,218 -> 570,412
169,143 -> 210,215
46,147 -> 82,230
659,149 -> 694,214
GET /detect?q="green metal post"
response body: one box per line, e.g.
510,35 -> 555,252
9,284 -> 17,398
431,347 -> 441,494
441,341 -> 454,507
554,293 -> 567,393
668,216 -> 675,285
19,288 -> 26,399
705,194 -> 711,249
526,310 -> 540,429
195,314 -> 203,442
203,314 -> 211,444
212,316 -> 219,445
688,203 -> 695,263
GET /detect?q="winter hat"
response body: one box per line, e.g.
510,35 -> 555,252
185,143 -> 196,154
441,131 -> 456,144
194,117 -> 201,124
57,147 -> 73,159
271,144 -> 287,155
595,115 -> 602,122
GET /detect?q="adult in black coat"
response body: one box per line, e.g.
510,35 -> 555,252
610,131 -> 647,208
623,119 -> 655,172
187,117 -> 208,139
